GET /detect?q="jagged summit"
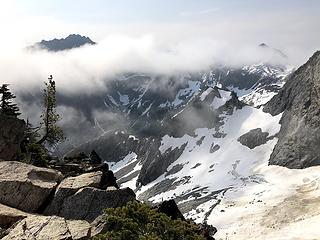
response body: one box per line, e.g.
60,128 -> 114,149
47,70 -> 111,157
31,34 -> 96,52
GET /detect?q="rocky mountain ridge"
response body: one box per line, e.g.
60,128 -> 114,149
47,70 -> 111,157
30,34 -> 96,52
264,51 -> 320,168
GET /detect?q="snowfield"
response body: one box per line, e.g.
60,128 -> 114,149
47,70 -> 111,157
113,102 -> 320,239
210,165 -> 320,240
100,62 -> 315,239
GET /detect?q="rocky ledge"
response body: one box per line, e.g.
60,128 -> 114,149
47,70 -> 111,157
0,160 -> 215,239
0,160 -> 135,239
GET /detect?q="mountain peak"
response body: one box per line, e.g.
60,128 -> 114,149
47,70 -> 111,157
32,34 -> 96,52
258,43 -> 269,48
258,42 -> 287,59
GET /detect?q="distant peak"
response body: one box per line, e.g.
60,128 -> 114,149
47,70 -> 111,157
258,43 -> 269,48
258,43 -> 287,59
31,34 -> 96,52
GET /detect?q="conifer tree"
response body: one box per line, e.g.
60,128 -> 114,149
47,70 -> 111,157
0,84 -> 20,117
37,75 -> 64,146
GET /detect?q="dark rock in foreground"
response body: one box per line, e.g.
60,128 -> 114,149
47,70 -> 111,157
0,116 -> 25,161
57,187 -> 135,222
158,199 -> 185,220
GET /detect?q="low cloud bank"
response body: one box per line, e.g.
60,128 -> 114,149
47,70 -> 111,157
0,34 -> 290,96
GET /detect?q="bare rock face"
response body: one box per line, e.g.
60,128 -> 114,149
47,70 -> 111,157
45,171 -> 102,216
0,203 -> 30,229
2,215 -> 92,240
0,116 -> 25,161
237,128 -> 271,149
44,171 -> 135,222
54,187 -> 136,222
158,200 -> 185,220
264,51 -> 320,168
138,140 -> 188,186
0,203 -> 104,239
0,161 -> 63,212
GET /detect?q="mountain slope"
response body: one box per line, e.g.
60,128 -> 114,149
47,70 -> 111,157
264,51 -> 320,168
100,63 -> 290,137
70,86 -> 281,214
66,51 -> 320,240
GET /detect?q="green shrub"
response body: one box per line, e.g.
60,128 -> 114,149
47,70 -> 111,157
94,201 -> 206,240
22,143 -> 48,167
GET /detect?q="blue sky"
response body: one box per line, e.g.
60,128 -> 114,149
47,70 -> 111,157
12,0 -> 320,24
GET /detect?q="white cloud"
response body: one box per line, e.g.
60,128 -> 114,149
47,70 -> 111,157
0,33 -> 291,96
0,1 -> 319,96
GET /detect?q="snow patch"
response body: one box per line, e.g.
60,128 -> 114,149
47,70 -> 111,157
211,90 -> 232,109
109,152 -> 137,172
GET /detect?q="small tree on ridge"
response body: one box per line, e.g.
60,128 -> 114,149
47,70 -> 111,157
0,84 -> 20,117
37,75 -> 64,146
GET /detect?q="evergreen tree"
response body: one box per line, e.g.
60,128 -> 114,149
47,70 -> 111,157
0,84 -> 20,117
95,201 -> 207,240
37,75 -> 64,146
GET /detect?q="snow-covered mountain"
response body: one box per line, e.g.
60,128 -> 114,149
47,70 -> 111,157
101,62 -> 291,136
66,50 -> 320,239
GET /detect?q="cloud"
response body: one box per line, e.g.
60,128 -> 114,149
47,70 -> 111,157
1,2 -> 319,98
0,0 -> 319,151
0,33 -> 292,98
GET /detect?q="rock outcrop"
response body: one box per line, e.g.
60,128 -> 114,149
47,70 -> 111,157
0,161 -> 63,212
53,187 -> 135,221
264,51 -> 320,168
237,128 -> 271,149
0,159 -> 217,239
45,171 -> 102,216
2,215 -> 92,240
0,203 -> 30,229
0,160 -> 138,239
0,116 -> 25,160
158,199 -> 185,220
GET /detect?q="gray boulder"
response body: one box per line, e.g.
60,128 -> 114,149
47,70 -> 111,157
0,203 -> 30,229
2,215 -> 92,240
53,187 -> 136,222
237,128 -> 270,149
0,161 -> 63,212
45,171 -> 102,216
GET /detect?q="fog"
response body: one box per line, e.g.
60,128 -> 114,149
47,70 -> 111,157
0,32 -> 314,148
0,2 -> 319,151
0,34 -> 291,96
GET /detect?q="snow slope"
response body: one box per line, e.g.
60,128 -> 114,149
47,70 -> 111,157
210,165 -> 320,240
109,95 -> 320,239
134,106 -> 281,201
